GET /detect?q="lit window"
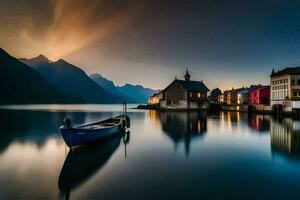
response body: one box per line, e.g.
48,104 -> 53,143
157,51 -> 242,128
197,93 -> 201,98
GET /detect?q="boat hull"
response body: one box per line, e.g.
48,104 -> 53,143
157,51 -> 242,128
60,125 -> 121,147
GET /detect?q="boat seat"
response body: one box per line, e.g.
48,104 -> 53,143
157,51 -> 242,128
101,123 -> 117,126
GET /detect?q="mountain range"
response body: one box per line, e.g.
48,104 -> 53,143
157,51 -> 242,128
0,48 -> 77,104
3,48 -> 157,104
21,56 -> 121,103
90,73 -> 157,103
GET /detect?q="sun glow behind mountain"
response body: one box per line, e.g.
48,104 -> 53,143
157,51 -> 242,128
3,0 -> 145,60
3,0 -> 300,90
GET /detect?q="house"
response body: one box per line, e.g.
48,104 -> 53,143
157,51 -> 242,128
270,67 -> 300,108
217,94 -> 224,103
148,93 -> 160,104
237,89 -> 249,105
248,86 -> 270,105
148,70 -> 210,110
223,87 -> 245,105
208,88 -> 222,103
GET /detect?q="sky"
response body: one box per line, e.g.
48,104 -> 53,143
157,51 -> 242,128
1,0 -> 300,90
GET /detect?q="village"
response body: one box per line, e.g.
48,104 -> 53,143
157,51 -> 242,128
144,66 -> 300,116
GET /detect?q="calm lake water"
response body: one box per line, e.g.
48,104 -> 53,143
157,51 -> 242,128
1,104 -> 300,200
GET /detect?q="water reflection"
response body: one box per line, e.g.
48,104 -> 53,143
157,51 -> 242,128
0,109 -> 118,153
3,106 -> 300,199
58,135 -> 123,200
150,111 -> 207,156
0,110 -> 72,153
270,117 -> 300,159
248,115 -> 271,133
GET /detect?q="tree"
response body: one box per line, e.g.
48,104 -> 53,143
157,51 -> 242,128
210,88 -> 222,97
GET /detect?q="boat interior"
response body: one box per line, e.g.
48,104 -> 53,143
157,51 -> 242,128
76,118 -> 122,129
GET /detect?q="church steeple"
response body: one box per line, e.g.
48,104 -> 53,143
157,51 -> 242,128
184,69 -> 190,81
271,68 -> 275,76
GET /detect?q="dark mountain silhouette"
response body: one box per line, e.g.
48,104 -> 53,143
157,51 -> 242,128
24,58 -> 121,103
19,54 -> 51,67
90,73 -> 157,103
0,48 -> 75,104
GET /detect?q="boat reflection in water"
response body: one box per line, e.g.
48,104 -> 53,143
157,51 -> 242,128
270,117 -> 300,160
58,131 -> 130,200
156,111 -> 207,156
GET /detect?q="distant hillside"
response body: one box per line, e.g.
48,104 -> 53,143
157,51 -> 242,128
117,84 -> 158,103
0,48 -> 75,104
90,73 -> 157,103
23,59 -> 121,103
90,73 -> 118,93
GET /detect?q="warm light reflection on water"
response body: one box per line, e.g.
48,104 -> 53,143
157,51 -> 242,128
1,105 -> 300,199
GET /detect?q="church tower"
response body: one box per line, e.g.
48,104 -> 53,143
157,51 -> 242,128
184,69 -> 190,81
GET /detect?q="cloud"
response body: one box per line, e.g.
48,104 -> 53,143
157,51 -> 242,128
1,0 -> 145,59
40,0 -> 145,59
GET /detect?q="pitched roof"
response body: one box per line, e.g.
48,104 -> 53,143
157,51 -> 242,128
223,87 -> 245,94
238,89 -> 249,94
271,66 -> 300,77
170,79 -> 210,92
248,86 -> 270,93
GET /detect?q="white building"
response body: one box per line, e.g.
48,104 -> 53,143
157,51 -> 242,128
270,67 -> 300,109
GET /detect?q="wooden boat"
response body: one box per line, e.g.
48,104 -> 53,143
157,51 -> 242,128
60,115 -> 130,148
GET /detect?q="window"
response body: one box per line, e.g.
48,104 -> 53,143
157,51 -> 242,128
294,91 -> 297,96
189,92 -> 193,97
197,92 -> 201,98
297,80 -> 300,85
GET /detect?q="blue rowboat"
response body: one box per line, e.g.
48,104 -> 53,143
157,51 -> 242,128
60,115 -> 130,148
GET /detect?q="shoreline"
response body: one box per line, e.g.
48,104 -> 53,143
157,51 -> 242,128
136,104 -> 300,118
